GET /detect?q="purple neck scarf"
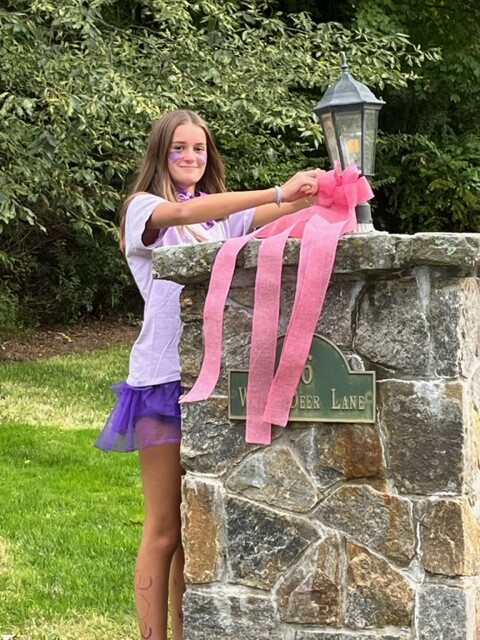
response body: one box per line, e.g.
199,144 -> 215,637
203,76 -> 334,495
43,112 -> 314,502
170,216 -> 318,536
176,189 -> 214,229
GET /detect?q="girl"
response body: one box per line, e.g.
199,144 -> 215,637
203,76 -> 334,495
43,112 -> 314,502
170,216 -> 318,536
95,109 -> 321,640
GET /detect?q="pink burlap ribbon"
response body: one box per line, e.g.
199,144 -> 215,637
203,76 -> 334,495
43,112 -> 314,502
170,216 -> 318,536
181,164 -> 373,444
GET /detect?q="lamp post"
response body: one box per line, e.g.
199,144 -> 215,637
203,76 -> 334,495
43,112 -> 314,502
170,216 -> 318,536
313,52 -> 385,232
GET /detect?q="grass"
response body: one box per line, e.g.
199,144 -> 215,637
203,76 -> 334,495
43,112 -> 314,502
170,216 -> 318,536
0,345 -> 145,639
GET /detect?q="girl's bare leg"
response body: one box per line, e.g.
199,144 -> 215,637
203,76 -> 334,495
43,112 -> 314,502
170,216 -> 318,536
135,441 -> 184,640
169,544 -> 185,639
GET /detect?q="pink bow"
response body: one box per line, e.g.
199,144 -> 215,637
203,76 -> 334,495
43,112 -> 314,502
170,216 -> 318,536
181,164 -> 373,444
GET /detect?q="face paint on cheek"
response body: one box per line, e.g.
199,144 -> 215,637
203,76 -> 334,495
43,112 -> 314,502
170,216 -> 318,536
196,153 -> 208,166
168,151 -> 184,163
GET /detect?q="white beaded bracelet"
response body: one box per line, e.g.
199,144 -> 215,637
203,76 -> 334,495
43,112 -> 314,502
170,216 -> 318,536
274,185 -> 283,207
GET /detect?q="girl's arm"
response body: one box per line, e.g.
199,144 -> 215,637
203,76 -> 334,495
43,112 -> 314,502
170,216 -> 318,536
144,169 -> 322,230
251,168 -> 324,228
251,196 -> 315,229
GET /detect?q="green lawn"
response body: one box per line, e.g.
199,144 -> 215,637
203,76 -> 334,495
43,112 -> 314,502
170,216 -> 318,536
0,345 -> 144,639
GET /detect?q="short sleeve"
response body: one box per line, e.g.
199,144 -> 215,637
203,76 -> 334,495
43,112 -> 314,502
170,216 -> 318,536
125,193 -> 168,255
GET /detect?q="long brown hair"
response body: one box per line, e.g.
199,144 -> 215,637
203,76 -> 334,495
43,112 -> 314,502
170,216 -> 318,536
119,109 -> 226,252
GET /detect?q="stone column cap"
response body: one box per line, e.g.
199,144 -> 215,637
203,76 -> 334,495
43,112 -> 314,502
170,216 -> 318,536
152,232 -> 480,284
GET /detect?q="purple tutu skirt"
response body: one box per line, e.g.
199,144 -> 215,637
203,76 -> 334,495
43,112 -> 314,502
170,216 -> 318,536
95,381 -> 182,452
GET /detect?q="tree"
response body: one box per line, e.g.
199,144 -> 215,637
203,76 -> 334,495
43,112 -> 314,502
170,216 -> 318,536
0,0 -> 435,329
355,0 -> 480,233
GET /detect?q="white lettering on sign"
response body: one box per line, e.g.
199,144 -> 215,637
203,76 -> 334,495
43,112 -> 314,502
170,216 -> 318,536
331,388 -> 366,411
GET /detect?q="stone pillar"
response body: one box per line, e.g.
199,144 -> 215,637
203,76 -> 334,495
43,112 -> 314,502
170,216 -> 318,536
153,233 -> 480,640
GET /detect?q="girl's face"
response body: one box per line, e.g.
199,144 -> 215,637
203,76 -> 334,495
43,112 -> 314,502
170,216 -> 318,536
167,123 -> 208,193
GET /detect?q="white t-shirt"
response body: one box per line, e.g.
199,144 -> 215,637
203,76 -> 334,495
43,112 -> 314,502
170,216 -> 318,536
124,193 -> 255,386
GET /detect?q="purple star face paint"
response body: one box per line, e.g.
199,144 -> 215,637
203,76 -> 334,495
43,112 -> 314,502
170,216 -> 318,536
168,150 -> 208,165
168,150 -> 184,163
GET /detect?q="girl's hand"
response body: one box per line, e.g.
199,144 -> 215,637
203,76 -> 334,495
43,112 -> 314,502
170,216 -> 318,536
280,169 -> 324,203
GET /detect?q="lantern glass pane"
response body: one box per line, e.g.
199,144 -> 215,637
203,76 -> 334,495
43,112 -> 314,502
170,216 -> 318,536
334,110 -> 363,170
320,112 -> 340,167
363,108 -> 379,176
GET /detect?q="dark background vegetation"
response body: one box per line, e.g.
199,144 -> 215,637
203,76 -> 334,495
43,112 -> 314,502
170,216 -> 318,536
1,0 -> 479,332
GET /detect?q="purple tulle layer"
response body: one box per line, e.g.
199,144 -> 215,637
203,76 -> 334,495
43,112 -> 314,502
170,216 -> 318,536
95,381 -> 182,452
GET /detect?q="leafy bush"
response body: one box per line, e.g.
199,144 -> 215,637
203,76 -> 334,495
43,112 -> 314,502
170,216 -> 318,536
0,278 -> 22,339
0,0 -> 440,327
1,221 -> 142,329
375,133 -> 480,233
357,0 -> 480,234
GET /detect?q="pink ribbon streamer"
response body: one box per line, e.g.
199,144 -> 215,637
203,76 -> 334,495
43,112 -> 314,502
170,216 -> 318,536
181,164 -> 373,444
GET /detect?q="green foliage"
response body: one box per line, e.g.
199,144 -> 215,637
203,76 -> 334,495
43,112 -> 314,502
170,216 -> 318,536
0,279 -> 21,337
375,133 -> 480,233
0,0 -> 439,325
356,0 -> 480,233
0,219 -> 141,330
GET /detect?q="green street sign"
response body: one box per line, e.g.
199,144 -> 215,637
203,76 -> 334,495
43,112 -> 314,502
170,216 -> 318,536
228,334 -> 375,423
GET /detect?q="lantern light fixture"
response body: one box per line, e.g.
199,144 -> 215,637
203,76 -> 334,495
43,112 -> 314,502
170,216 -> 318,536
313,52 -> 385,232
